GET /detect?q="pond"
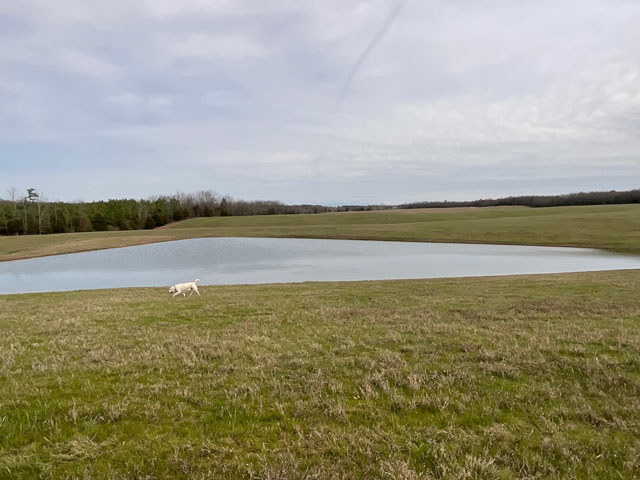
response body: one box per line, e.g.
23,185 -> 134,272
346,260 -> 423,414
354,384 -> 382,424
1,237 -> 639,294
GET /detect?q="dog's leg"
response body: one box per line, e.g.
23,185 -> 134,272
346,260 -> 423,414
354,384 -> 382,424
173,291 -> 180,297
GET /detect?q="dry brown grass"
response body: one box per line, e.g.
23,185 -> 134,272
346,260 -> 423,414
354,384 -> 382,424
1,270 -> 639,478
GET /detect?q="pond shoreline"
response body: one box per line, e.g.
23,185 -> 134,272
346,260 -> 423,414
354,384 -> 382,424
2,232 -> 639,264
2,237 -> 639,295
2,204 -> 639,262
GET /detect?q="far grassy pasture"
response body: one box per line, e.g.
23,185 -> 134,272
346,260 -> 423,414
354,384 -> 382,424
166,204 -> 640,252
1,270 -> 639,478
1,204 -> 639,262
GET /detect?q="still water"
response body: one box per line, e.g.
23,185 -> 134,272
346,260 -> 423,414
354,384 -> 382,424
1,237 -> 639,294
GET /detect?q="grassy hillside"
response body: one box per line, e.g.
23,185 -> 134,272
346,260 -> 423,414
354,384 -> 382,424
1,204 -> 639,262
1,270 -> 639,479
166,204 -> 640,252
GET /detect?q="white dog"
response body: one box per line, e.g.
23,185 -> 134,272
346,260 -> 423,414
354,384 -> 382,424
169,279 -> 200,297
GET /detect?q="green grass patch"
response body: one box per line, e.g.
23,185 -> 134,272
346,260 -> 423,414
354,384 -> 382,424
2,204 -> 640,261
1,270 -> 639,478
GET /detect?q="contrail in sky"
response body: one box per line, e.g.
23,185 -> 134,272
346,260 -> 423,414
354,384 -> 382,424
313,1 -> 407,166
339,0 -> 407,103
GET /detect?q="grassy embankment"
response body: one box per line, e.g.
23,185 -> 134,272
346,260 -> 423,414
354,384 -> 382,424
1,270 -> 640,479
1,204 -> 640,262
2,204 -> 639,478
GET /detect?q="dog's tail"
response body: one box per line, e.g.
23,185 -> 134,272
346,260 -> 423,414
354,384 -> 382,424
195,279 -> 200,284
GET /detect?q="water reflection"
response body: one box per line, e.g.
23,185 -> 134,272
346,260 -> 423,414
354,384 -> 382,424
1,237 -> 639,294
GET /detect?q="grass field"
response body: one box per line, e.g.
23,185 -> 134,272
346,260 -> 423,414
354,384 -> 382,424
1,204 -> 640,262
1,270 -> 639,479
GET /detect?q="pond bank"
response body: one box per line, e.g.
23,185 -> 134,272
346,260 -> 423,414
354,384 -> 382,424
2,237 -> 640,294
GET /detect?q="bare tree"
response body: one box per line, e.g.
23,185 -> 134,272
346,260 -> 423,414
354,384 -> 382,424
38,193 -> 49,234
7,186 -> 17,218
195,190 -> 220,216
21,194 -> 28,233
136,203 -> 147,226
37,193 -> 43,234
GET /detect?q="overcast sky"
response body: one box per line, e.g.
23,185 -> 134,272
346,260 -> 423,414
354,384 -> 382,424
1,0 -> 639,204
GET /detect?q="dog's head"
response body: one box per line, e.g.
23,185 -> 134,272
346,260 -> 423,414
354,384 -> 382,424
168,286 -> 176,294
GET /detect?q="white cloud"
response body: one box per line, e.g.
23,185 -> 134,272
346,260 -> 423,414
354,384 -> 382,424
162,32 -> 271,61
106,93 -> 141,107
1,0 -> 640,203
57,50 -> 120,77
107,93 -> 173,109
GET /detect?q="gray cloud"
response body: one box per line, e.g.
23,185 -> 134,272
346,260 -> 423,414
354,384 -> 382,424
1,0 -> 639,203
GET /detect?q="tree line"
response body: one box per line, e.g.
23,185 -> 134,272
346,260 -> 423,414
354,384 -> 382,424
398,189 -> 640,209
2,187 -> 638,236
0,189 -> 334,236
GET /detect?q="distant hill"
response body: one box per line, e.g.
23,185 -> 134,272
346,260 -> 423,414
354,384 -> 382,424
397,189 -> 640,210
